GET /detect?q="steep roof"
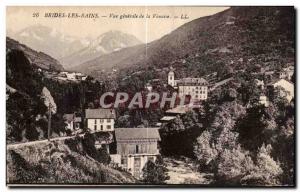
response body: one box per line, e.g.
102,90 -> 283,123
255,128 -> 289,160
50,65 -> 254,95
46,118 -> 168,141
115,128 -> 161,141
85,108 -> 116,119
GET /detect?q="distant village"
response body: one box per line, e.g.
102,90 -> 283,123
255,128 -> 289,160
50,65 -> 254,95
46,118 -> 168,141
39,69 -> 88,83
59,63 -> 294,179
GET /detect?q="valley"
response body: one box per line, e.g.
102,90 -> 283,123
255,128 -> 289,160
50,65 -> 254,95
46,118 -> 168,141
6,6 -> 295,186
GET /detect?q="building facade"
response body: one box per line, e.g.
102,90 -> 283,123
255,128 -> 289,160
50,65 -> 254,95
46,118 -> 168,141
168,70 -> 208,101
114,128 -> 161,178
178,78 -> 208,100
85,108 -> 115,132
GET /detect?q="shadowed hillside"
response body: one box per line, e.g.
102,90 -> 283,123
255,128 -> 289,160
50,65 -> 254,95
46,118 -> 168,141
71,7 -> 294,82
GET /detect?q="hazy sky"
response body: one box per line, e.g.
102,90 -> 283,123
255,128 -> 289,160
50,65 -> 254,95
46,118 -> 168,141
7,6 -> 228,43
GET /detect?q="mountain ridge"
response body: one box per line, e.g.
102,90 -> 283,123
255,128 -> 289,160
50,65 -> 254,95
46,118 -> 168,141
6,37 -> 64,71
70,7 -> 294,81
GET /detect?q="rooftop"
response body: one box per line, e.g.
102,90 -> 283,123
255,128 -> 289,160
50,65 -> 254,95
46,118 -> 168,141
63,114 -> 75,123
160,116 -> 176,121
166,105 -> 191,114
115,128 -> 161,141
85,108 -> 116,119
177,77 -> 208,86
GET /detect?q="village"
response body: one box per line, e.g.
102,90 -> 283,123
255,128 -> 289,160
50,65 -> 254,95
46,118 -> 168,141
58,63 -> 294,179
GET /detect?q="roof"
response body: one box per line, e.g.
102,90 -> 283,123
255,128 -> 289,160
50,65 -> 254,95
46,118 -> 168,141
63,114 -> 74,123
166,105 -> 191,114
160,116 -> 176,121
85,108 -> 116,119
115,128 -> 161,141
177,77 -> 208,86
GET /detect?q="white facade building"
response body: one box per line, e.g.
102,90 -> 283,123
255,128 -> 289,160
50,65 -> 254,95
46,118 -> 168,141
168,70 -> 208,101
85,108 -> 115,132
178,78 -> 209,100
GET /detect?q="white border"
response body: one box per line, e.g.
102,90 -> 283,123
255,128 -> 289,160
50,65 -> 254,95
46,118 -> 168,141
0,0 -> 298,192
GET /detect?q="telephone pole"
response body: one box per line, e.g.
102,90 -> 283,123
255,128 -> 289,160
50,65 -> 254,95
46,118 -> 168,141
48,103 -> 52,141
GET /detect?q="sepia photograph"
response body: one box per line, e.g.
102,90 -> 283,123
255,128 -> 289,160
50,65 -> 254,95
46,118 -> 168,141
5,5 -> 295,187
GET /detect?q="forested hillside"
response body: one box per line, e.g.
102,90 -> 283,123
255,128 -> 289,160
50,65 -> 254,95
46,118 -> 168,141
72,7 -> 294,83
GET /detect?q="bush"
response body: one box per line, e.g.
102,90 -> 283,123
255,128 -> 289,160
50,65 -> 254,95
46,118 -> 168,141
142,156 -> 169,184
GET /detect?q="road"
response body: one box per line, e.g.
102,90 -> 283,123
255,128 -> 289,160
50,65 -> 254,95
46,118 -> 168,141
7,133 -> 85,150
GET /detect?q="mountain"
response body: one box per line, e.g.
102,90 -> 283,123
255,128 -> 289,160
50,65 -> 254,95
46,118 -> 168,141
13,24 -> 90,63
71,7 -> 294,80
6,37 -> 64,71
60,30 -> 142,69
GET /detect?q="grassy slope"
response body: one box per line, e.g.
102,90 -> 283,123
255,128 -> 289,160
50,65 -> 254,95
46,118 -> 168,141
7,138 -> 137,184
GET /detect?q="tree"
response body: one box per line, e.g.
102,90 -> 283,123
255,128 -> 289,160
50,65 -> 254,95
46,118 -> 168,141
142,156 -> 169,184
241,144 -> 283,185
235,105 -> 271,152
194,131 -> 218,167
214,145 -> 255,185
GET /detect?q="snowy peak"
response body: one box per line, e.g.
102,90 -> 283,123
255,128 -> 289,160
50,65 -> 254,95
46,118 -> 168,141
13,25 -> 92,61
61,30 -> 142,68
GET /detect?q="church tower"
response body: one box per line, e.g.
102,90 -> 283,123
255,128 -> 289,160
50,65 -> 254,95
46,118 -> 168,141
168,70 -> 175,87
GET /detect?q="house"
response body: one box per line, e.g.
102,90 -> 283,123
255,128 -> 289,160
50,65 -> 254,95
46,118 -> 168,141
259,95 -> 269,107
145,83 -> 153,92
254,79 -> 265,90
267,79 -> 294,102
63,114 -> 81,133
85,108 -> 116,132
278,66 -> 294,80
113,128 -> 161,178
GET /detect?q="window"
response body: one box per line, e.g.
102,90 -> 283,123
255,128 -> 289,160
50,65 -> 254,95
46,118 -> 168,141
100,119 -> 104,123
94,125 -> 97,131
136,145 -> 139,153
107,119 -> 111,123
94,119 -> 97,124
100,125 -> 103,130
107,125 -> 111,129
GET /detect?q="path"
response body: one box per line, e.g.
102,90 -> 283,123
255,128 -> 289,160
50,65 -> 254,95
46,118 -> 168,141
7,133 -> 85,150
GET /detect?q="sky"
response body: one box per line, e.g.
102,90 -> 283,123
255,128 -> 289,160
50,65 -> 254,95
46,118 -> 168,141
7,6 -> 228,43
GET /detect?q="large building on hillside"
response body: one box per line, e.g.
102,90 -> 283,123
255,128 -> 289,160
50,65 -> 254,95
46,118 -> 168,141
85,108 -> 116,132
168,70 -> 209,100
177,78 -> 209,100
113,128 -> 161,178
